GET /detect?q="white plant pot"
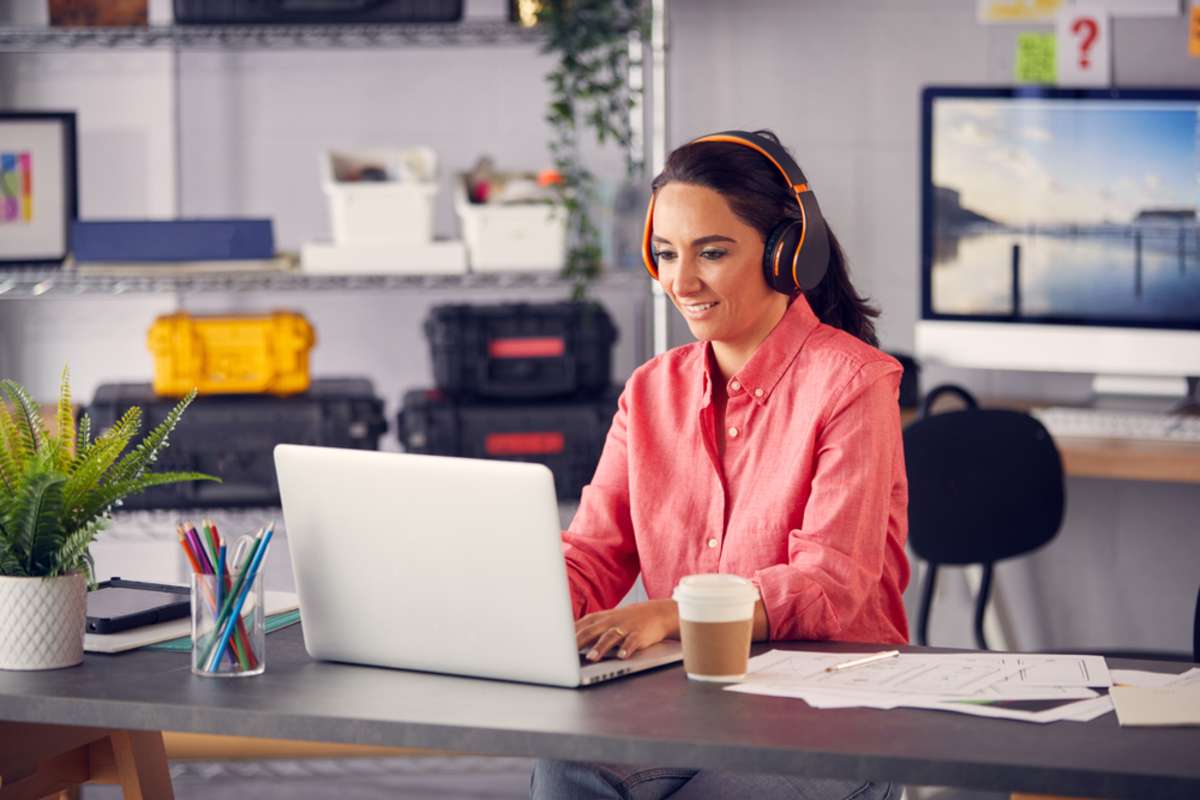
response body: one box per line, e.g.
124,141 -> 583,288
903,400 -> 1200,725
0,572 -> 87,670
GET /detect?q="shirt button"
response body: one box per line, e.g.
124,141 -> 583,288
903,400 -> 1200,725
707,538 -> 718,549
754,388 -> 764,398
728,426 -> 739,438
730,380 -> 741,391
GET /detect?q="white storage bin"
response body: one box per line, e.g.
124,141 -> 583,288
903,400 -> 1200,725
454,181 -> 567,272
323,147 -> 438,245
301,239 -> 468,275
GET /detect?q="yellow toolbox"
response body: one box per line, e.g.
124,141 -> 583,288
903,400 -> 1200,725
148,311 -> 316,396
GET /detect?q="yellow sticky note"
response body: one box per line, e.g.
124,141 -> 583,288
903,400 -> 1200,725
1015,32 -> 1057,84
1190,5 -> 1200,58
979,0 -> 1065,24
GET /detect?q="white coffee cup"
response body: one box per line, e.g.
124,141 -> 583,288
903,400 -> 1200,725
672,574 -> 760,682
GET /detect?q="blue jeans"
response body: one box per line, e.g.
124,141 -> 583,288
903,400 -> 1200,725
530,759 -> 898,800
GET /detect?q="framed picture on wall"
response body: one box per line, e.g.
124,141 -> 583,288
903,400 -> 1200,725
0,111 -> 77,267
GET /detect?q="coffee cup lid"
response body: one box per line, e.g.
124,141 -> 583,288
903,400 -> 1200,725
672,573 -> 760,605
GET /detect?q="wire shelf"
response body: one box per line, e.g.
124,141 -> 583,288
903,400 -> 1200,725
0,266 -> 642,298
0,21 -> 544,51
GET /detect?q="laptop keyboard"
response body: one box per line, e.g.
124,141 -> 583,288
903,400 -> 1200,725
579,650 -> 619,666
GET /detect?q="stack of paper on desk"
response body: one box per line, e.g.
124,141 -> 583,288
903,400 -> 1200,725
725,650 -> 1192,724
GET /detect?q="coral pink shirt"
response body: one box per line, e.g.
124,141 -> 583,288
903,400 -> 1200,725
562,295 -> 910,643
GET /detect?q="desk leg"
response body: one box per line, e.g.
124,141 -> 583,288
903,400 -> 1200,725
105,730 -> 174,800
0,722 -> 173,800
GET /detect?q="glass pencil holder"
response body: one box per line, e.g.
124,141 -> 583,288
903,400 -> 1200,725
191,570 -> 265,678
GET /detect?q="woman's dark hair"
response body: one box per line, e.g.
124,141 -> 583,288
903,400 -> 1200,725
650,129 -> 880,348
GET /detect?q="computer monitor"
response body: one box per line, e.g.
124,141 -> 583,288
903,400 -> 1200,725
916,86 -> 1200,403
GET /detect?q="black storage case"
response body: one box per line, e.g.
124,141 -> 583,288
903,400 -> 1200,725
397,386 -> 619,499
173,0 -> 463,24
85,379 -> 387,510
425,301 -> 617,401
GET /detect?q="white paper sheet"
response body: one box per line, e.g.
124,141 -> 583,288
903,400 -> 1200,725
1111,669 -> 1181,688
1112,686 -> 1200,727
1167,668 -> 1200,689
997,654 -> 1112,688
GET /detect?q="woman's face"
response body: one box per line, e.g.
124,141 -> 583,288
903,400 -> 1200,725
650,181 -> 786,347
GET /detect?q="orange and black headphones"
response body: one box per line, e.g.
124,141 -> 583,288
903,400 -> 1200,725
641,130 -> 830,294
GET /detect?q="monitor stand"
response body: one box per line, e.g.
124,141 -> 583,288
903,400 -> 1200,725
1090,374 -> 1200,415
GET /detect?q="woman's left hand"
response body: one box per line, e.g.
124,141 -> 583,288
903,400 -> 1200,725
576,598 -> 680,661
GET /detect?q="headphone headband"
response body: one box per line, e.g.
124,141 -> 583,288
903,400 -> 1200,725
690,130 -> 811,198
641,130 -> 830,294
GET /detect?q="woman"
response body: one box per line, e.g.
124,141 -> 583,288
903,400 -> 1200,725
532,130 -> 908,800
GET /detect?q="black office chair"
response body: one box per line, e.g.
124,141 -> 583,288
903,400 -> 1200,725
903,384 -> 1065,649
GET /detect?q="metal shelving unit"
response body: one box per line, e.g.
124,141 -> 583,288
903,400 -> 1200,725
0,9 -> 666,359
0,21 -> 543,51
0,267 -> 645,299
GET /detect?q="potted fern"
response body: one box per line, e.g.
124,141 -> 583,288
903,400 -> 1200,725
0,371 -> 215,670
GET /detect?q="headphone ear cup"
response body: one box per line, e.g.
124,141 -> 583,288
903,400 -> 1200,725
793,192 -> 830,292
641,193 -> 659,279
762,220 -> 804,294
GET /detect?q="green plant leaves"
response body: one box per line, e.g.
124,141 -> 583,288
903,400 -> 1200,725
0,372 -> 216,578
5,468 -> 67,577
539,0 -> 650,299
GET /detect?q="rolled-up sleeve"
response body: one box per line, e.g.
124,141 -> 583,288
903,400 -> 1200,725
561,386 -> 640,618
751,360 -> 903,641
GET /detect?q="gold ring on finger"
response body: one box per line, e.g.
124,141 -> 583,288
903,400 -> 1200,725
611,626 -> 627,637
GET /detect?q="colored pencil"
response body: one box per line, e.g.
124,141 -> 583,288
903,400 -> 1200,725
217,543 -> 226,611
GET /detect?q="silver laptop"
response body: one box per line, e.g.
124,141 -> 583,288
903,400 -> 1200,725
274,444 -> 682,687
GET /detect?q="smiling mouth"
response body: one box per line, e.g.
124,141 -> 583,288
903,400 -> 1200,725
681,301 -> 719,317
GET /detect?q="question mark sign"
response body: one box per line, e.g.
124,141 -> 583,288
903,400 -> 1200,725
1072,17 -> 1099,69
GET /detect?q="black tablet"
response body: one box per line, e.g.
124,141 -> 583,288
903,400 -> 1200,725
86,578 -> 190,634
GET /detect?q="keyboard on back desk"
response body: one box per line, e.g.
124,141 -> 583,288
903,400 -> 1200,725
1031,406 -> 1200,443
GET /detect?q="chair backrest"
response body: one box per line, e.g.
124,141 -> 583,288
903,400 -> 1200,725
903,384 -> 1065,647
904,387 -> 1065,566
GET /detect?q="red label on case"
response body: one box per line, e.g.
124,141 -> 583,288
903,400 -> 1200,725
488,337 -> 565,358
484,432 -> 565,455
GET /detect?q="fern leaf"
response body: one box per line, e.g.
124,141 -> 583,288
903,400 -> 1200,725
107,391 -> 196,487
62,407 -> 140,524
0,402 -> 22,497
50,516 -> 107,578
54,367 -> 75,472
0,395 -> 31,488
73,413 -> 92,469
0,380 -> 49,459
0,526 -> 21,576
71,470 -> 218,529
5,469 -> 66,577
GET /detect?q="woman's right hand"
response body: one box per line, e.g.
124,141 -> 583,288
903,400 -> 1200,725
576,598 -> 680,661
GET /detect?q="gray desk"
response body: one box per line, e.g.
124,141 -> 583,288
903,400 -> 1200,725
1,625 -> 1198,799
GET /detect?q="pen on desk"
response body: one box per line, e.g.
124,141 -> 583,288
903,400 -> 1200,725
824,650 -> 901,673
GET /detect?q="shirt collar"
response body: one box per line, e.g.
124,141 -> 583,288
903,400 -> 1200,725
698,294 -> 821,408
